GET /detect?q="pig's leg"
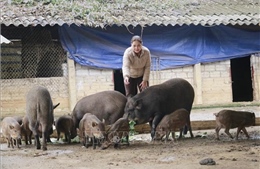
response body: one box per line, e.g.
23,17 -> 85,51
10,138 -> 14,148
179,127 -> 183,139
28,132 -> 32,144
236,126 -> 242,140
92,137 -> 96,149
16,138 -> 20,148
151,114 -> 163,139
34,134 -> 41,149
172,131 -> 176,141
6,137 -> 11,148
84,136 -> 89,148
125,133 -> 130,146
46,134 -> 52,143
31,127 -> 41,149
224,127 -> 233,139
24,133 -> 29,145
164,131 -> 170,143
67,133 -> 71,144
241,127 -> 250,139
56,130 -> 60,141
187,117 -> 194,138
215,126 -> 221,140
42,131 -> 48,151
13,139 -> 17,146
85,136 -> 90,148
64,132 -> 68,142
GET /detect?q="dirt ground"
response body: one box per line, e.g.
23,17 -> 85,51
1,128 -> 259,169
1,106 -> 260,169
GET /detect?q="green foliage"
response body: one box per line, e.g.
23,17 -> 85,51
121,136 -> 128,143
129,120 -> 138,136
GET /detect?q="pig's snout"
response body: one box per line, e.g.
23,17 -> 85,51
94,133 -> 104,139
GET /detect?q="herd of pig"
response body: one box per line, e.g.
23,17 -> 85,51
1,78 -> 256,151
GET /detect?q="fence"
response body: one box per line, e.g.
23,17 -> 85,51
1,26 -> 69,117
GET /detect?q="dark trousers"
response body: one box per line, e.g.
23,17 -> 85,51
124,76 -> 149,97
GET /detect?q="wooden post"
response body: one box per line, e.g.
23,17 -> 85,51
194,63 -> 203,104
67,56 -> 77,111
251,55 -> 260,101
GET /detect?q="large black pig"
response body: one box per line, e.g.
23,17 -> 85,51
72,90 -> 127,128
124,78 -> 194,139
26,86 -> 59,150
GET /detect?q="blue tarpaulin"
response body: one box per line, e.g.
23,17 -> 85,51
59,24 -> 260,70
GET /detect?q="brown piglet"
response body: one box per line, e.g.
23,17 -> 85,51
77,113 -> 105,149
214,109 -> 255,140
55,115 -> 77,143
155,108 -> 191,142
101,117 -> 129,150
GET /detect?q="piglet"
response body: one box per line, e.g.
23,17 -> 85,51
1,117 -> 22,148
55,115 -> 77,143
214,109 -> 255,140
77,113 -> 105,149
155,108 -> 190,142
101,117 -> 129,150
21,115 -> 32,145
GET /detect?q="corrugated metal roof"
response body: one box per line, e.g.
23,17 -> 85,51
1,0 -> 259,28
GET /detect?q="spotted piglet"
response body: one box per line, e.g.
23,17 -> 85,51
101,117 -> 129,150
77,113 -> 105,149
155,108 -> 190,142
1,117 -> 22,148
214,109 -> 255,140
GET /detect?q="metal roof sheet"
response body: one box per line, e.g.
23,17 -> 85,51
1,0 -> 259,28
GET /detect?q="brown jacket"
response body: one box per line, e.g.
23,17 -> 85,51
122,46 -> 151,81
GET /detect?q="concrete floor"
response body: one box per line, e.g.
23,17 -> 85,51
190,105 -> 260,121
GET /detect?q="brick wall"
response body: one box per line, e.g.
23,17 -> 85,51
201,60 -> 232,104
74,65 -> 114,100
0,77 -> 70,118
1,56 -> 260,118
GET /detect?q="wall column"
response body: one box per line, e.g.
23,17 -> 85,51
67,56 -> 77,111
194,63 -> 203,104
251,55 -> 260,101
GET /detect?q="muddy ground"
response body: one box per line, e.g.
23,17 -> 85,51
1,106 -> 260,169
1,128 -> 260,169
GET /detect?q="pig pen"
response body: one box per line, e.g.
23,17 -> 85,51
1,106 -> 260,169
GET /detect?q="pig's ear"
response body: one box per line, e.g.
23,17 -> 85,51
9,125 -> 14,129
92,122 -> 98,127
105,125 -> 111,133
251,113 -> 255,118
135,99 -> 143,110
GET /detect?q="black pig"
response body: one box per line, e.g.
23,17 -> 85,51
124,78 -> 194,139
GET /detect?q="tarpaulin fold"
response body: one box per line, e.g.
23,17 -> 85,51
59,24 -> 260,70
